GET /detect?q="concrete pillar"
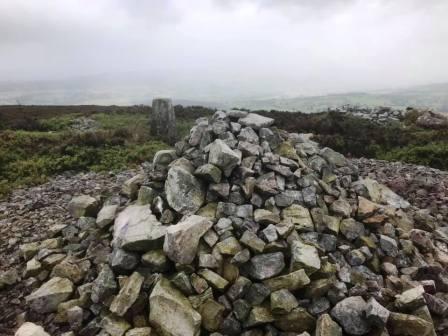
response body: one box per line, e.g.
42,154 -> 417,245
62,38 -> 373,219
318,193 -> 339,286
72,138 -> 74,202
150,98 -> 177,145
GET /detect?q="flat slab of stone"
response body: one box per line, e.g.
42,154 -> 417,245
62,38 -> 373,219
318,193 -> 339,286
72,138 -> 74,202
149,277 -> 201,336
238,113 -> 274,130
163,215 -> 213,265
15,322 -> 50,336
113,205 -> 166,252
26,277 -> 74,313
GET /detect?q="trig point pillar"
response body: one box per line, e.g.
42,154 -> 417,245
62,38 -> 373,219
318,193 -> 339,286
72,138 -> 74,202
150,98 -> 177,145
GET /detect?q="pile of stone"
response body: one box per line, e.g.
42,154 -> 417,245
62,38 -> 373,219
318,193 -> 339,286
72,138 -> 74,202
10,111 -> 448,336
71,117 -> 99,132
330,105 -> 404,124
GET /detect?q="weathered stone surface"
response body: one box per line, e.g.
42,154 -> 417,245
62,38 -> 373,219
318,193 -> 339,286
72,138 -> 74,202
239,113 -> 274,130
165,165 -> 205,215
290,240 -> 321,275
270,289 -> 298,314
194,164 -> 222,183
388,312 -> 433,336
26,277 -> 74,313
149,277 -> 202,336
150,98 -> 177,144
122,174 -> 144,199
365,297 -> 390,327
331,296 -> 370,335
208,139 -> 241,177
282,204 -> 314,232
101,314 -> 131,336
263,269 -> 310,291
91,264 -> 117,304
315,314 -> 342,336
113,205 -> 166,252
110,272 -> 144,316
248,252 -> 285,280
96,204 -> 118,228
274,307 -> 316,333
15,322 -> 50,336
68,195 -> 99,218
163,215 -> 213,264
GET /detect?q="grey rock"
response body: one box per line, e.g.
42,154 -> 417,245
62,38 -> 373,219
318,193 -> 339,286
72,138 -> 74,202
208,139 -> 241,177
165,165 -> 205,214
113,205 -> 166,252
248,252 -> 285,280
239,113 -> 274,130
331,296 -> 370,335
163,215 -> 213,264
26,277 -> 74,313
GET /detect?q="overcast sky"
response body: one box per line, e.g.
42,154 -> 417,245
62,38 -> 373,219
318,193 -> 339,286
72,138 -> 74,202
0,0 -> 447,97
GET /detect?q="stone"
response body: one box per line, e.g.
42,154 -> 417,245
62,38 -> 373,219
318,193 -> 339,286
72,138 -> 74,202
274,307 -> 316,333
199,299 -> 225,332
149,277 -> 202,336
91,264 -> 117,304
113,205 -> 166,252
290,240 -> 321,275
110,248 -> 139,274
240,230 -> 266,253
125,328 -> 152,336
51,258 -> 86,284
248,252 -> 285,280
165,165 -> 205,214
270,289 -> 299,314
254,209 -> 280,224
366,297 -> 390,327
153,149 -> 177,168
137,186 -> 156,205
68,195 -> 99,218
315,314 -> 342,336
96,204 -> 118,228
282,204 -> 314,232
244,283 -> 271,306
263,269 -> 310,291
195,164 -> 222,183
255,172 -> 279,196
395,286 -> 426,311
101,315 -> 131,336
387,312 -> 433,336
142,250 -> 170,272
15,322 -> 50,336
330,198 -> 352,218
110,272 -> 144,316
244,306 -> 274,327
122,174 -> 144,199
208,139 -> 241,177
198,269 -> 229,290
150,98 -> 177,144
26,277 -> 74,313
163,215 -> 213,264
216,237 -> 243,256
379,235 -> 398,257
239,113 -> 274,130
340,218 -> 365,241
330,296 -> 370,335
360,178 -> 410,209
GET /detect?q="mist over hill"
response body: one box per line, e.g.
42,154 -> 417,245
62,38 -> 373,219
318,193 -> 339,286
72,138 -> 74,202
0,75 -> 447,112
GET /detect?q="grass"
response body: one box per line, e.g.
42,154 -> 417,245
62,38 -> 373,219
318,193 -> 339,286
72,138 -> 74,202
0,105 -> 212,198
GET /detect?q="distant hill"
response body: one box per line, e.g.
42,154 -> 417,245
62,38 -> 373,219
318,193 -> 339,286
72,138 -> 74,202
232,83 -> 448,112
0,75 -> 446,112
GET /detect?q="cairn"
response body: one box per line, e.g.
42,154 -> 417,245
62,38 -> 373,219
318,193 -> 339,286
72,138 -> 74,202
12,110 -> 448,336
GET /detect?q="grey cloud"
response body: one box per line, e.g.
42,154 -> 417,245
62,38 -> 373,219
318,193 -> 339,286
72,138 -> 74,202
0,0 -> 447,98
